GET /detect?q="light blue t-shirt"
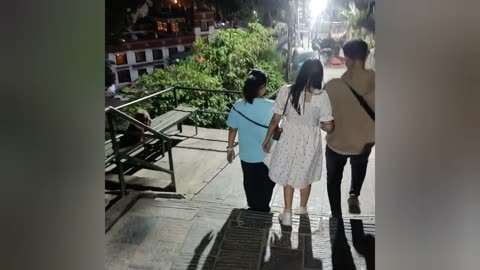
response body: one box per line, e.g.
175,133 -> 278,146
227,98 -> 274,163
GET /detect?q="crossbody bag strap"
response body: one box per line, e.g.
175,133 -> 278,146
282,88 -> 293,116
343,81 -> 375,121
232,106 -> 269,129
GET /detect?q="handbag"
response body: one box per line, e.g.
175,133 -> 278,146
272,90 -> 292,141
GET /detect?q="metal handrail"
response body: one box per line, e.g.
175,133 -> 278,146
108,107 -> 171,141
106,86 -> 280,114
175,86 -> 280,97
175,86 -> 242,94
104,85 -> 282,197
114,87 -> 176,110
106,106 -> 176,197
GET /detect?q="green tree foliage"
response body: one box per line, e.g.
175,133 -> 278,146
337,0 -> 375,39
194,23 -> 278,90
122,23 -> 286,128
122,59 -> 227,127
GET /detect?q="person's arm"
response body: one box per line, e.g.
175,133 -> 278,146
320,120 -> 335,133
262,113 -> 281,153
227,128 -> 238,163
319,89 -> 335,134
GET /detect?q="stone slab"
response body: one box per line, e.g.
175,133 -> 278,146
105,191 -> 140,232
193,159 -> 246,208
171,253 -> 216,270
262,246 -> 303,270
134,126 -> 239,195
109,215 -> 157,245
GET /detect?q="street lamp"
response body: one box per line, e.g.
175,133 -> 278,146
309,0 -> 328,28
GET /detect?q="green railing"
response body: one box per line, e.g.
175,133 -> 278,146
105,86 -> 281,197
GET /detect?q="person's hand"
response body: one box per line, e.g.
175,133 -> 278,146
262,140 -> 271,153
227,149 -> 235,163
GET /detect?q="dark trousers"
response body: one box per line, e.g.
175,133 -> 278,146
326,146 -> 371,216
241,161 -> 276,212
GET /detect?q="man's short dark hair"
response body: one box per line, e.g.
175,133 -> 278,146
343,39 -> 369,62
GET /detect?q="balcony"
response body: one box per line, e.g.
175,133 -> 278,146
107,34 -> 196,53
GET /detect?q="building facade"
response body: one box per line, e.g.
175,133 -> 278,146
106,9 -> 215,88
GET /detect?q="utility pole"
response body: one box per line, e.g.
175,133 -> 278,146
286,0 -> 297,82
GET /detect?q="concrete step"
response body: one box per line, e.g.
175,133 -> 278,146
106,197 -> 375,270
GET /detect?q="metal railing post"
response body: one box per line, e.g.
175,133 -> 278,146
105,86 -> 276,195
108,107 -> 177,192
107,110 -> 127,197
167,139 -> 176,191
173,87 -> 178,108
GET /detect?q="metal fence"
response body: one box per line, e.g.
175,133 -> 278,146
105,86 -> 281,197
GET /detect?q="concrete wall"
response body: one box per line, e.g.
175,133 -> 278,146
108,44 -> 186,88
194,25 -> 215,41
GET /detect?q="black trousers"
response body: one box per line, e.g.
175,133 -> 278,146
241,161 -> 276,212
326,146 -> 371,216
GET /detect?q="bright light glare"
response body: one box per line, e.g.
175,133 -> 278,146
309,0 -> 328,27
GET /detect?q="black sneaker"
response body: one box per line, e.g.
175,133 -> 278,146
348,195 -> 361,214
329,211 -> 343,219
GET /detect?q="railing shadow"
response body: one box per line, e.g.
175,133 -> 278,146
185,209 -> 273,270
184,210 -> 375,270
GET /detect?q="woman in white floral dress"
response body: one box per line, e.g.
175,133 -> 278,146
262,59 -> 335,226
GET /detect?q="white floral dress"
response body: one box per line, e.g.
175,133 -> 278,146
264,85 -> 334,189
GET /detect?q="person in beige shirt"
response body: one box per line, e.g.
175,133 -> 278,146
324,39 -> 375,218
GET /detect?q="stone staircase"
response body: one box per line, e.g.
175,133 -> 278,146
106,197 -> 375,270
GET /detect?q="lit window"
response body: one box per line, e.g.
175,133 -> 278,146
115,53 -> 127,65
171,23 -> 179,33
135,51 -> 146,63
117,70 -> 131,83
153,49 -> 163,60
157,22 -> 168,32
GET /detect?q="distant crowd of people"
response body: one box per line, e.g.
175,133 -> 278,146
226,39 -> 375,225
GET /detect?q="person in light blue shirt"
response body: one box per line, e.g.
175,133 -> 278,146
226,69 -> 275,212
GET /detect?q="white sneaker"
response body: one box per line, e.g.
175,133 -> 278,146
278,210 -> 292,226
294,206 -> 308,215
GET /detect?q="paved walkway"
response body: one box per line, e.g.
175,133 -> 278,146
193,127 -> 375,218
105,67 -> 376,269
106,199 -> 374,270
105,133 -> 375,270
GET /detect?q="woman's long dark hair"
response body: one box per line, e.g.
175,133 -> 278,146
243,69 -> 268,104
290,59 -> 324,114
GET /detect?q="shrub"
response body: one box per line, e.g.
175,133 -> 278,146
120,23 -> 286,129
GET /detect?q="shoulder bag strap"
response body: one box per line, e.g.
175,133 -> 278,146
282,88 -> 293,116
343,81 -> 375,121
232,106 -> 269,129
